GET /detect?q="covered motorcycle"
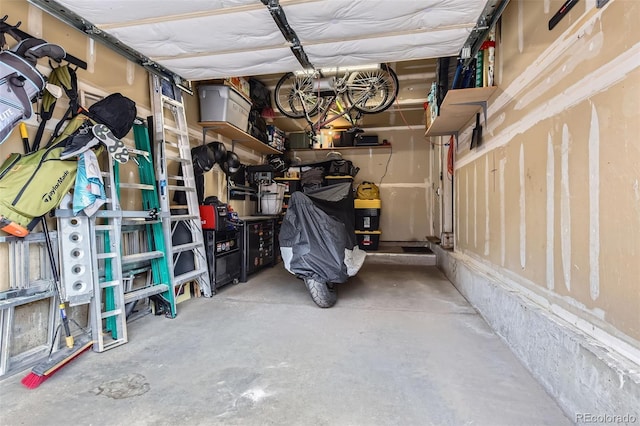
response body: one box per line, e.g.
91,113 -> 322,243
279,182 -> 366,307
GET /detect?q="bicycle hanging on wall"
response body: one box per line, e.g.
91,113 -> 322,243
274,63 -> 399,142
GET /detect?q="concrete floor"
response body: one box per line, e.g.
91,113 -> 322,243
0,259 -> 571,426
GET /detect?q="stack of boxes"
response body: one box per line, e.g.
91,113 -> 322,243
354,198 -> 382,251
267,125 -> 286,151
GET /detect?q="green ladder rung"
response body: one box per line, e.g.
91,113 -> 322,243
124,284 -> 170,303
133,123 -> 175,318
102,123 -> 176,321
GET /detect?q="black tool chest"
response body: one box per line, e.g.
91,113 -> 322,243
204,227 -> 242,292
239,217 -> 275,282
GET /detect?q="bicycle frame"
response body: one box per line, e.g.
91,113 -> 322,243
274,64 -> 399,141
297,72 -> 366,138
306,93 -> 361,135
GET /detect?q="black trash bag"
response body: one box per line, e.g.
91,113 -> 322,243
279,183 -> 358,285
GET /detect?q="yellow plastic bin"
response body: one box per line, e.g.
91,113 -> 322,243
325,175 -> 354,186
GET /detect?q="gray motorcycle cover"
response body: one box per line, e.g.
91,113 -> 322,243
279,183 -> 362,284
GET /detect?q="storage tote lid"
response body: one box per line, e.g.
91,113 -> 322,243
355,199 -> 381,209
274,177 -> 300,181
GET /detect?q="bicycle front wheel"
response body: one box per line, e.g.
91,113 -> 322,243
346,64 -> 399,114
274,72 -> 320,119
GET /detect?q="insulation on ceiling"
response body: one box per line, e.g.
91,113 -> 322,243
51,0 -> 489,80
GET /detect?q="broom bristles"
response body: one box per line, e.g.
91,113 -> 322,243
21,372 -> 48,389
20,339 -> 92,389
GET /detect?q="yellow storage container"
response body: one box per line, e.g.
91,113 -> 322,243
325,175 -> 354,186
354,199 -> 381,209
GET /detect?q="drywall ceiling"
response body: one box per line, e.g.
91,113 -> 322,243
35,0 -> 490,81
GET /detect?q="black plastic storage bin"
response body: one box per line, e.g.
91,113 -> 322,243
355,208 -> 380,231
354,199 -> 381,231
331,131 -> 355,147
355,231 -> 381,251
288,132 -> 311,149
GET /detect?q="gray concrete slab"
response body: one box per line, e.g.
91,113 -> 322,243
0,263 -> 570,426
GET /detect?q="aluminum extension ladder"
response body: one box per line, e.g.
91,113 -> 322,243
84,148 -> 128,352
149,75 -> 212,298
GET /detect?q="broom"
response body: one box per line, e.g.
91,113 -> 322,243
19,123 -> 93,389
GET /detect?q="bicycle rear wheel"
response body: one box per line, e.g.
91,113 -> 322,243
346,64 -> 399,114
274,72 -> 321,119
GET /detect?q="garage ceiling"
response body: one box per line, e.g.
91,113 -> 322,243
30,0 -> 498,131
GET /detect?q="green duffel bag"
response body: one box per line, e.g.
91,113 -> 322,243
0,140 -> 78,236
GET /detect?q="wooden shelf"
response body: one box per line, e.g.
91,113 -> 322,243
290,144 -> 392,151
425,86 -> 497,137
199,121 -> 282,155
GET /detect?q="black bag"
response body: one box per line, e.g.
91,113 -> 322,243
328,159 -> 359,177
301,167 -> 324,192
248,108 -> 268,143
249,78 -> 271,109
86,93 -> 136,139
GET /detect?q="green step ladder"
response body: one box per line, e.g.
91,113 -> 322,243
95,121 -> 175,352
128,122 -> 174,317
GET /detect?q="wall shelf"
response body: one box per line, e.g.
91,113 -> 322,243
425,86 -> 498,137
290,144 -> 392,152
199,121 -> 282,155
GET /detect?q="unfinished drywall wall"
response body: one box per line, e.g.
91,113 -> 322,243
450,0 -> 640,357
291,128 -> 432,242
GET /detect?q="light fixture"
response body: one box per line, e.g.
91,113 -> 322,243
293,63 -> 381,76
319,64 -> 381,75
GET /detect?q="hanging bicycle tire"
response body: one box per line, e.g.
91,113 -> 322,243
347,64 -> 399,114
274,72 -> 321,119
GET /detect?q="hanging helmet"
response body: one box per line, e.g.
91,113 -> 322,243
221,151 -> 241,175
191,144 -> 215,176
207,141 -> 227,165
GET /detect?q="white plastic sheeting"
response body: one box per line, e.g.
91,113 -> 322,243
52,0 -> 488,80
